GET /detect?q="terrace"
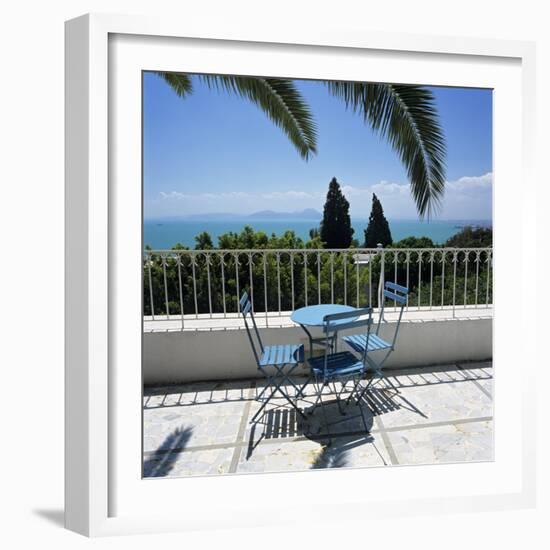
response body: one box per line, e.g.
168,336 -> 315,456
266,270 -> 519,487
142,246 -> 493,476
143,361 -> 493,477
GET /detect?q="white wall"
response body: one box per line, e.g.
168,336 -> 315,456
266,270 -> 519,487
143,318 -> 492,385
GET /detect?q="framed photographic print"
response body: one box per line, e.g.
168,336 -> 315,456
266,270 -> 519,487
65,13 -> 537,536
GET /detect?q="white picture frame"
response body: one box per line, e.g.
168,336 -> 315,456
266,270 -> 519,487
65,13 -> 537,537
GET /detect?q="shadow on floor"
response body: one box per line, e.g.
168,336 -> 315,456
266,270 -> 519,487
143,381 -> 253,409
245,385 -> 400,461
309,431 -> 382,469
311,444 -> 351,469
143,362 -> 492,411
143,425 -> 193,478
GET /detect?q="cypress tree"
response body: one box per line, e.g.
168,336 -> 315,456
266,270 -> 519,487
319,177 -> 354,248
363,193 -> 393,247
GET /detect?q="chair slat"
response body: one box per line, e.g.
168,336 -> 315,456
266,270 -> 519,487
308,351 -> 365,378
276,345 -> 285,365
383,289 -> 407,304
323,307 -> 372,323
239,291 -> 249,308
282,345 -> 291,364
259,344 -> 303,366
324,317 -> 373,334
343,333 -> 391,352
385,281 -> 408,294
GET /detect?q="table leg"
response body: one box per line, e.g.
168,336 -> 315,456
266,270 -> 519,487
300,324 -> 314,358
300,324 -> 337,359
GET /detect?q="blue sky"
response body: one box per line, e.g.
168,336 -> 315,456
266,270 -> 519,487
143,73 -> 492,220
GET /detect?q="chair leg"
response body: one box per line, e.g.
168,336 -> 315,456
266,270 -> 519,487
354,379 -> 372,435
250,368 -> 287,424
345,378 -> 359,405
277,363 -> 307,399
250,390 -> 273,423
255,372 -> 274,401
306,382 -> 323,415
355,375 -> 376,403
383,373 -> 400,395
296,375 -> 311,399
334,378 -> 352,415
250,362 -> 310,425
316,380 -> 332,446
269,364 -> 308,420
273,386 -> 307,419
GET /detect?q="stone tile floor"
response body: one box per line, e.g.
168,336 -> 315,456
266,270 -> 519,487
143,361 -> 493,478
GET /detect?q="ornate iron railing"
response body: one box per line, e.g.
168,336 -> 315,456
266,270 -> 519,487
143,246 -> 493,330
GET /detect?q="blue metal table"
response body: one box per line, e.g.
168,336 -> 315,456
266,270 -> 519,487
291,304 -> 359,357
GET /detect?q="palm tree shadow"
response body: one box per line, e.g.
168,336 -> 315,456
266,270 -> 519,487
143,426 -> 193,478
311,445 -> 350,469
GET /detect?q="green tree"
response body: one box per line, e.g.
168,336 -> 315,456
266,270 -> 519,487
194,231 -> 214,249
445,225 -> 492,247
364,194 -> 393,247
319,177 -> 354,248
159,74 -> 446,218
391,236 -> 434,249
309,227 -> 320,240
143,225 -> 493,318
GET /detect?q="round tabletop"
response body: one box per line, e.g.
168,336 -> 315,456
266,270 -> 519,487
290,304 -> 358,327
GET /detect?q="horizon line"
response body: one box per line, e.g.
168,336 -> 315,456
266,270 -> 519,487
144,215 -> 493,222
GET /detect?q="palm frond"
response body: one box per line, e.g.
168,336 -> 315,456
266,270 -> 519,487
199,75 -> 317,160
157,72 -> 193,97
325,82 -> 446,218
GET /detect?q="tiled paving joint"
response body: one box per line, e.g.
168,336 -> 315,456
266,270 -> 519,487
143,361 -> 493,477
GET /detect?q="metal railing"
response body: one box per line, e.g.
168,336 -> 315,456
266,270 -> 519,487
143,246 -> 493,330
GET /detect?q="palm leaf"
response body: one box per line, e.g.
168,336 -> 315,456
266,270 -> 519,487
326,82 -> 446,218
199,75 -> 317,160
157,72 -> 193,97
159,72 -> 317,160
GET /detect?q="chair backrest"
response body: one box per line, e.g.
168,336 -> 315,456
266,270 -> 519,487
321,308 -> 373,377
383,281 -> 408,307
378,281 -> 409,345
240,290 -> 264,367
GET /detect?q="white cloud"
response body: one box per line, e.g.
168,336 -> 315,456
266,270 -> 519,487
446,172 -> 492,191
372,181 -> 410,196
160,190 -> 252,200
341,181 -> 410,198
159,191 -> 188,199
150,172 -> 493,219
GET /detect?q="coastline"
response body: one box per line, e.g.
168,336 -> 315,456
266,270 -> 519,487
143,218 -> 492,249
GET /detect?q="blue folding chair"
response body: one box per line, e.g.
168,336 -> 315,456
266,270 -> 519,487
307,308 -> 375,443
343,281 -> 409,391
240,291 -> 306,423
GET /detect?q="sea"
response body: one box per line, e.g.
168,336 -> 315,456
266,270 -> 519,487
143,218 -> 492,249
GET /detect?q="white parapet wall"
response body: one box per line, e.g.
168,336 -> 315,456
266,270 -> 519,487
143,311 -> 492,386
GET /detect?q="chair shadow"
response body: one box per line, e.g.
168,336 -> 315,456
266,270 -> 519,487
143,425 -> 193,478
144,362 -> 490,467
245,385 -> 401,463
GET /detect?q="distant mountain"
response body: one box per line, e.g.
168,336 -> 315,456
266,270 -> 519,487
183,212 -> 242,221
247,208 -> 322,220
159,209 -> 323,221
